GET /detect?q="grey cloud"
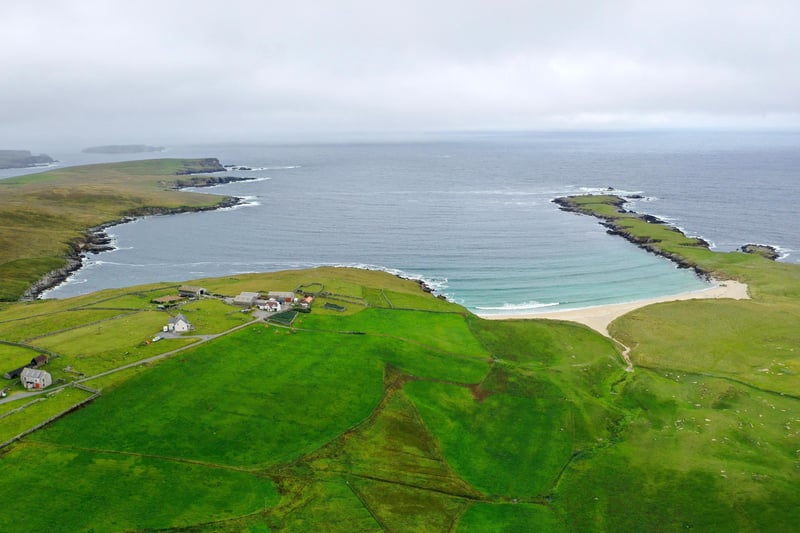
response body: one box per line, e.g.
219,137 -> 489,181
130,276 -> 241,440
2,0 -> 799,148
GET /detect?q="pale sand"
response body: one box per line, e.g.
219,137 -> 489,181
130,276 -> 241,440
479,279 -> 750,337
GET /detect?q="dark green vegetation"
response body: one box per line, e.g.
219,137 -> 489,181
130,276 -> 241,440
0,172 -> 798,531
82,144 -> 165,154
0,149 -> 54,169
0,158 -> 232,301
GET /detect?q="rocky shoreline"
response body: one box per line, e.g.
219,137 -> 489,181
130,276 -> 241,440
21,164 -> 249,300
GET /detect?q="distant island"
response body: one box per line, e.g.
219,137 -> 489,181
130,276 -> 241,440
82,144 -> 165,154
0,150 -> 55,170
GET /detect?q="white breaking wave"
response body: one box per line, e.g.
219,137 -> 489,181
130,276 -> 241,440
218,196 -> 261,210
228,165 -> 300,171
475,300 -> 560,312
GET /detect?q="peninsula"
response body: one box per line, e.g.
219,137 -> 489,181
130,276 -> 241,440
0,158 -> 236,301
0,149 -> 54,170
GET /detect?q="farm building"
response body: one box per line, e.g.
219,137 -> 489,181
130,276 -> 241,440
167,314 -> 192,332
20,368 -> 52,390
178,285 -> 207,298
268,291 -> 296,303
234,292 -> 260,306
3,355 -> 49,379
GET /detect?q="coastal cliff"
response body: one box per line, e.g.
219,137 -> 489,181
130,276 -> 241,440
0,150 -> 54,169
0,158 -> 246,301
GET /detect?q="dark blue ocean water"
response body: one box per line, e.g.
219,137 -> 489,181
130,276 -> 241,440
7,132 -> 798,314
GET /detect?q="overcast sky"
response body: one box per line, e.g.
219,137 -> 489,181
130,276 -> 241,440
3,0 -> 800,148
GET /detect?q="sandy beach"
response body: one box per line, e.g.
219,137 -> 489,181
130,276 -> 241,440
479,279 -> 750,337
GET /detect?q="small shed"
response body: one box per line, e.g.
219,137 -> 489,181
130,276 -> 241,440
30,355 -> 48,368
178,285 -> 207,298
167,313 -> 192,332
267,291 -> 295,303
3,366 -> 25,380
234,292 -> 260,306
20,368 -> 52,390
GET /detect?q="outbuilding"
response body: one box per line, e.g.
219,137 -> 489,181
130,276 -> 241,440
178,285 -> 207,299
267,291 -> 295,303
234,292 -> 260,306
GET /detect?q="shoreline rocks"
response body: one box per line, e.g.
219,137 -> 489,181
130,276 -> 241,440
740,244 -> 780,261
22,195 -> 244,300
172,175 -> 257,189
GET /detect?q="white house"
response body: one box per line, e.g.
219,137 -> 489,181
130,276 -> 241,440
167,313 -> 192,332
259,300 -> 282,312
20,367 -> 52,390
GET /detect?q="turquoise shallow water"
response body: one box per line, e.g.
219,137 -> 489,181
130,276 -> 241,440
12,132 -> 799,314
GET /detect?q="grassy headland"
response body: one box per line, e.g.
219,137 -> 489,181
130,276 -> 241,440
0,158 -> 230,301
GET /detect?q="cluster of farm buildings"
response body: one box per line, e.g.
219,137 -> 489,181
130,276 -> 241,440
3,284 -> 314,395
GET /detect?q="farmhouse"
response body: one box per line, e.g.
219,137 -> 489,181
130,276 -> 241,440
167,314 -> 192,332
259,300 -> 282,312
234,292 -> 260,306
178,285 -> 207,298
20,368 -> 52,390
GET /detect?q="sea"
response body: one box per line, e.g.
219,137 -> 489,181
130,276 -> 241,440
4,131 -> 799,315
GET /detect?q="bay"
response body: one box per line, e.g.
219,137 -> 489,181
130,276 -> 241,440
16,131 -> 800,314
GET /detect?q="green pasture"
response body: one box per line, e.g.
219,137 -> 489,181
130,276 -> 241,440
0,308 -> 129,342
458,503 -> 564,532
0,442 -> 278,532
32,326 -> 387,468
611,299 -> 800,394
300,307 -> 489,358
0,386 -> 94,443
406,379 -> 575,497
0,342 -> 41,369
32,310 -> 197,376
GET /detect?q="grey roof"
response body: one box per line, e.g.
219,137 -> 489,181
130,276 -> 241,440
169,313 -> 190,324
20,367 -> 51,380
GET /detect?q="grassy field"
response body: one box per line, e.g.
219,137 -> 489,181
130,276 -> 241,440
0,159 -> 232,301
0,192 -> 799,529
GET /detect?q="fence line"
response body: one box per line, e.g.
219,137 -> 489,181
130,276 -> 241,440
0,385 -> 101,450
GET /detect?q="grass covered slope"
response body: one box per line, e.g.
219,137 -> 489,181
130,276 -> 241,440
0,158 -> 231,301
554,194 -> 800,531
0,267 -> 630,531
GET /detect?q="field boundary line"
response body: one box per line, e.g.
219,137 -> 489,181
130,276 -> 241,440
0,385 -> 100,450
